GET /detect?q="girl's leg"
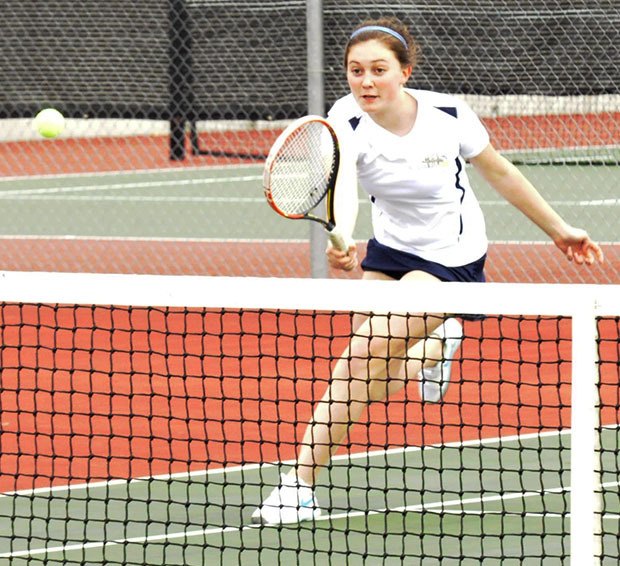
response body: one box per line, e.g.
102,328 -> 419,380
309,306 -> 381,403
294,270 -> 445,486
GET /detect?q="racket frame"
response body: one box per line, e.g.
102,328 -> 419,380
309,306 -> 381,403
263,115 -> 348,251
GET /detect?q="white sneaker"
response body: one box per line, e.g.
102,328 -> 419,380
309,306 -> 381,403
418,318 -> 463,403
251,473 -> 321,525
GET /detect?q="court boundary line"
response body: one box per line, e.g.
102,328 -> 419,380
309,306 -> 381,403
480,199 -> 620,207
0,175 -> 616,210
0,175 -> 262,197
0,430 -> 568,500
0,234 -> 617,246
1,427 -> 568,498
0,163 -> 263,184
3,479 -> 619,560
2,425 -> 619,559
3,423 -> 619,500
0,235 -> 308,243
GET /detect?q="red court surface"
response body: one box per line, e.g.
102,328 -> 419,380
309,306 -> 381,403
0,303 -> 618,492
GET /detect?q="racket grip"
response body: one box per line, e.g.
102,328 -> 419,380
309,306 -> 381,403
327,226 -> 349,252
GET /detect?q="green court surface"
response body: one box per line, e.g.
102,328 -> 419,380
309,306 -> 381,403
1,427 -> 618,565
0,162 -> 617,243
0,160 -> 618,564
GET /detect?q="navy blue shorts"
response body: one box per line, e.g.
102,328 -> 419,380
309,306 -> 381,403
361,238 -> 487,320
361,238 -> 486,282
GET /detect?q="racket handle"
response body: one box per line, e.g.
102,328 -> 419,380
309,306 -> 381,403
327,226 -> 349,252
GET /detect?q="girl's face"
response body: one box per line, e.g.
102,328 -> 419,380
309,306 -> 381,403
346,39 -> 411,116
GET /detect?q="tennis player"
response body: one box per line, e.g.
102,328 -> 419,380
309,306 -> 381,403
252,17 -> 604,526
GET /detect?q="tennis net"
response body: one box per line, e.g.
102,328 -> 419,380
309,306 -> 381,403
0,272 -> 618,565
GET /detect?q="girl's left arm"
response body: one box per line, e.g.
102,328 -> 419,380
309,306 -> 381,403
470,144 -> 604,265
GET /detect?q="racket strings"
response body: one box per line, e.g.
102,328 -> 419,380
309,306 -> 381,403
268,123 -> 337,215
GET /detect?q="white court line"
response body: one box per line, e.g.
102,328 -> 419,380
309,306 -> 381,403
0,195 -> 265,203
0,490 -> 566,559
7,195 -> 614,205
0,235 -> 616,247
0,173 -> 613,209
0,175 -> 261,197
0,170 -> 614,209
3,480 -> 619,560
2,426 -> 619,558
435,508 -> 620,520
480,199 -> 620,207
0,163 -> 263,184
1,415 -> 618,500
1,427 -> 568,499
0,235 -> 311,243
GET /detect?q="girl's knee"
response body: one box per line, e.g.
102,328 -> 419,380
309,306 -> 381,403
367,378 -> 389,402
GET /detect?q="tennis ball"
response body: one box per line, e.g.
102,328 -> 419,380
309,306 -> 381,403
33,108 -> 65,139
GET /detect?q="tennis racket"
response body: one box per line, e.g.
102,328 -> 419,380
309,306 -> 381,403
263,115 -> 348,251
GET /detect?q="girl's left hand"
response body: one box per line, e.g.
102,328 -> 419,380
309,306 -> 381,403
554,228 -> 605,265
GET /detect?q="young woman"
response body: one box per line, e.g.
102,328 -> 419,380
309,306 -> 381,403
252,17 -> 604,526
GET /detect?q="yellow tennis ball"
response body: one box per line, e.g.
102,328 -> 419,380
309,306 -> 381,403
33,108 -> 65,139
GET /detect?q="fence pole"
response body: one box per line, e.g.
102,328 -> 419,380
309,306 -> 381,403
307,0 -> 329,278
168,0 -> 191,161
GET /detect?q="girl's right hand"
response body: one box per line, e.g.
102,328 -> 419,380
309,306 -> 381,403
326,243 -> 358,271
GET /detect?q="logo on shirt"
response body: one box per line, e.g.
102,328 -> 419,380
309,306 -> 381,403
422,154 -> 449,168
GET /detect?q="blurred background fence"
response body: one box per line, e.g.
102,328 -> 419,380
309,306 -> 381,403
0,0 -> 618,281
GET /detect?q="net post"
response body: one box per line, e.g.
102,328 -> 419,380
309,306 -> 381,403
570,291 -> 602,565
306,0 -> 329,278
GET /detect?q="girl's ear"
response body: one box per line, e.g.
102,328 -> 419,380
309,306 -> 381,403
401,65 -> 413,85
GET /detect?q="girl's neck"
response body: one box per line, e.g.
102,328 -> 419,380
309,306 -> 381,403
370,90 -> 417,137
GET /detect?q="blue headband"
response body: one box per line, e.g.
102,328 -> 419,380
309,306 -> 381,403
349,25 -> 408,50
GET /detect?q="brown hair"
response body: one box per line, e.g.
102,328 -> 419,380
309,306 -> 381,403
344,17 -> 420,70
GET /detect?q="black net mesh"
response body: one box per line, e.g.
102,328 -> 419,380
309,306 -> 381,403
0,274 -> 617,564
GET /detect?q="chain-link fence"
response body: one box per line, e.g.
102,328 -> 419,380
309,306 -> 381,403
0,0 -> 618,281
